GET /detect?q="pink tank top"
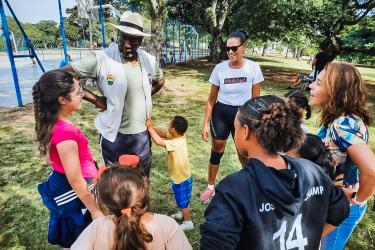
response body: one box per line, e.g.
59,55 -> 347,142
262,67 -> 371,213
49,119 -> 97,178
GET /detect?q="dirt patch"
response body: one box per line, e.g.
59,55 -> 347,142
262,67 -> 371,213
263,68 -> 297,86
0,104 -> 35,136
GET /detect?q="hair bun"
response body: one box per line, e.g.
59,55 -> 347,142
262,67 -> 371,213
239,30 -> 249,40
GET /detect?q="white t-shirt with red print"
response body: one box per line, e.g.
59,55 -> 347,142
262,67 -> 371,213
209,59 -> 264,106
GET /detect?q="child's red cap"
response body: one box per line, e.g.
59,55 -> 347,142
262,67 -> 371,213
119,154 -> 140,168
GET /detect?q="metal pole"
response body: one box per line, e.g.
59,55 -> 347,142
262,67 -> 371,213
197,36 -> 199,58
172,19 -> 175,65
99,0 -> 106,48
0,0 -> 22,106
58,0 -> 68,64
4,0 -> 44,72
165,17 -> 168,65
88,16 -> 93,47
190,25 -> 193,59
184,24 -> 187,62
178,21 -> 181,63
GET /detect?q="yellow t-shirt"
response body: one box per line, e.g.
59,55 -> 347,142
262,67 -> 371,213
165,134 -> 191,184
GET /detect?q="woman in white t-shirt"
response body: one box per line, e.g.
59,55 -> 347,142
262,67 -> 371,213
200,31 -> 264,201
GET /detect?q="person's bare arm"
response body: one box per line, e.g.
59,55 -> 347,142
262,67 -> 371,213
57,140 -> 103,219
152,77 -> 165,95
146,119 -> 166,147
347,144 -> 375,203
202,85 -> 219,142
252,83 -> 261,98
322,223 -> 336,236
153,127 -> 167,138
82,89 -> 107,112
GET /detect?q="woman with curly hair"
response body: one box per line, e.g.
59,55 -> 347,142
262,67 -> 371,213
310,62 -> 375,250
200,95 -> 349,250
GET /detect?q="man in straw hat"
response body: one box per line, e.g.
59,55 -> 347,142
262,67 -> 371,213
63,11 -> 164,176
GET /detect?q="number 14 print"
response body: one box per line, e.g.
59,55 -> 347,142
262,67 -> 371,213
272,214 -> 308,250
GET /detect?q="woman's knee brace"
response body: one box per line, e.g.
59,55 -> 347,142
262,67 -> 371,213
209,151 -> 224,165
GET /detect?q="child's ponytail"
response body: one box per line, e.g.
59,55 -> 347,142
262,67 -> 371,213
112,209 -> 152,250
95,167 -> 153,250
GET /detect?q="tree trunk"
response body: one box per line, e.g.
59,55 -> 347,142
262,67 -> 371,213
210,29 -> 222,63
150,15 -> 163,64
148,0 -> 166,64
285,45 -> 288,58
292,48 -> 297,58
206,0 -> 233,62
262,43 -> 267,56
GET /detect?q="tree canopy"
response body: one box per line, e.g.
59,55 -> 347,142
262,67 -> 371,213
1,0 -> 374,64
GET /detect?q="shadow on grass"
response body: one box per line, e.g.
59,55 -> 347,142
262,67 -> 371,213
0,194 -> 58,250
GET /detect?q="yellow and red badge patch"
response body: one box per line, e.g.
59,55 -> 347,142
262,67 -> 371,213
107,75 -> 115,85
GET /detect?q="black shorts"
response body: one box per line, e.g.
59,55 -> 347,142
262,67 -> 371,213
210,102 -> 239,140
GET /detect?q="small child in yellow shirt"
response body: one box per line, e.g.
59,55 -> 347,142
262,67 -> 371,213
146,116 -> 193,231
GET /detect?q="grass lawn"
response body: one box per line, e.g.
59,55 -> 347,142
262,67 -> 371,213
0,55 -> 374,249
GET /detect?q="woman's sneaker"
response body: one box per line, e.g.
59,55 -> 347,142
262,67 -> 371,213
179,220 -> 194,231
199,187 -> 215,201
170,211 -> 183,220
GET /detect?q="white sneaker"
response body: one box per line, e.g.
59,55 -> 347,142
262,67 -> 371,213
179,220 -> 194,231
170,211 -> 183,220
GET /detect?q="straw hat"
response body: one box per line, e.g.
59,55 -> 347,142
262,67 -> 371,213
109,11 -> 151,37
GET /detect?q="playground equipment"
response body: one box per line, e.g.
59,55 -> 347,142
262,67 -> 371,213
0,0 -> 45,106
0,0 -> 210,107
0,0 -> 116,106
163,18 -> 209,65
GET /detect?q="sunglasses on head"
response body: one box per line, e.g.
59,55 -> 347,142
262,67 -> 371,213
226,42 -> 244,52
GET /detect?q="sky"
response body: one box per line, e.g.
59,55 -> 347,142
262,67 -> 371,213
4,0 -> 77,24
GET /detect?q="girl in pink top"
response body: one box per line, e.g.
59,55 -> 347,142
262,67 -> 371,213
33,69 -> 103,248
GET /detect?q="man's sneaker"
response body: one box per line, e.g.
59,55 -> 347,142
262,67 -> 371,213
199,187 -> 215,201
170,211 -> 183,220
179,220 -> 194,231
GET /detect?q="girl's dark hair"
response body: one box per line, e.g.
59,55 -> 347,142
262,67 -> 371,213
94,166 -> 152,250
238,95 -> 305,154
298,134 -> 334,180
284,90 -> 311,119
32,69 -> 75,156
228,30 -> 249,44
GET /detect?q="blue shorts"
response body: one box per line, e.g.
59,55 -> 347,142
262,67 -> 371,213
172,177 -> 193,209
